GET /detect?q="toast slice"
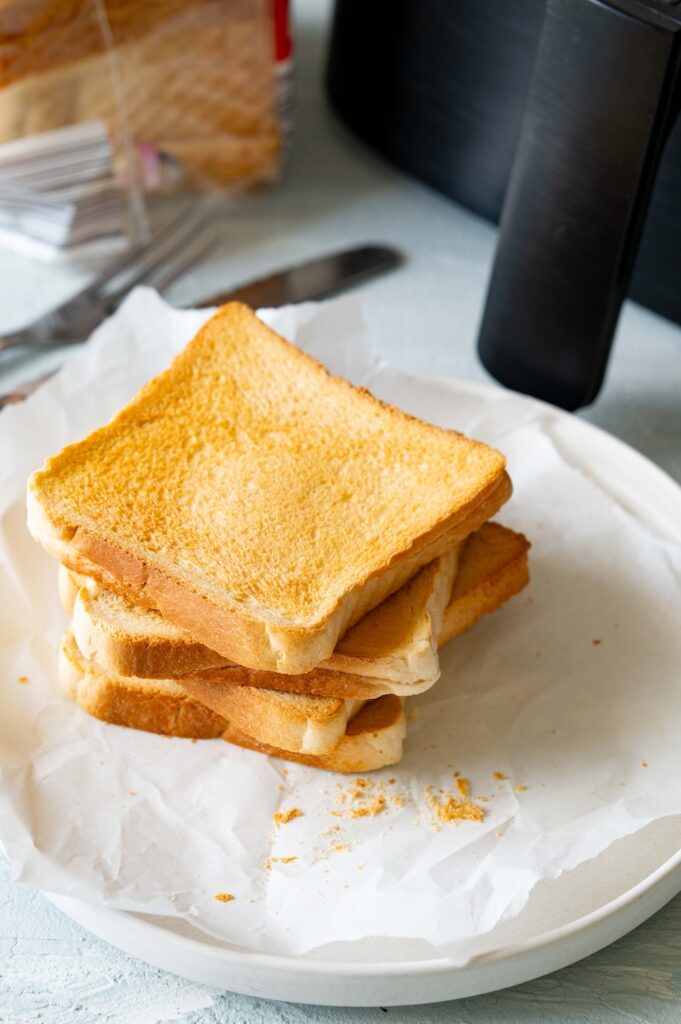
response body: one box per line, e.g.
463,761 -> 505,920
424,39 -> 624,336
440,522 -> 529,644
28,302 -> 510,675
180,523 -> 530,709
61,625 -> 405,769
61,630 -> 365,755
63,545 -> 460,685
59,630 -> 226,740
223,695 -> 407,773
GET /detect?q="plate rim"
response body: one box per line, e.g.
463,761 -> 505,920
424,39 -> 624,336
45,827 -> 681,979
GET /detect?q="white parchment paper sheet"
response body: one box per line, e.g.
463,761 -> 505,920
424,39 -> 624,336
1,289 -> 680,959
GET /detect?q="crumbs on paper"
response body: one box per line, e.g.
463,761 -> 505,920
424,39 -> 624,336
274,807 -> 303,826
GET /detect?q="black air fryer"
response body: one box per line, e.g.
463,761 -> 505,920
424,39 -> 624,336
326,0 -> 681,409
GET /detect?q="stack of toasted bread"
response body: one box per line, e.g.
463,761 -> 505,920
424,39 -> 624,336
28,304 -> 529,773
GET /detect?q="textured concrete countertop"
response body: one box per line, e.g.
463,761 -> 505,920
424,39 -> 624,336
1,1 -> 680,1021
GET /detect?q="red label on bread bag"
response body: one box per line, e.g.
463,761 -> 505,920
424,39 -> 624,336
273,0 -> 292,62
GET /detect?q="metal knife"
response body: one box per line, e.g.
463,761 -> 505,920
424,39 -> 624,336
201,244 -> 401,309
0,244 -> 402,408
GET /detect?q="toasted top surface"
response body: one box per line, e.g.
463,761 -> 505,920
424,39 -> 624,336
29,303 -> 505,629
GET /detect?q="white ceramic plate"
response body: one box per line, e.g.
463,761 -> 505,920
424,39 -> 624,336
43,377 -> 681,1007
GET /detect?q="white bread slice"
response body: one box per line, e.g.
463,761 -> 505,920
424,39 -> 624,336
180,522 -> 530,707
439,522 -> 530,645
67,572 -> 233,677
60,625 -> 404,770
28,302 -> 510,675
223,695 -> 407,773
59,630 -> 226,740
64,546 -> 460,685
61,630 -> 364,755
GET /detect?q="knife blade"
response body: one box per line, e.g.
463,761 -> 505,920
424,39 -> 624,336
195,244 -> 402,309
0,244 -> 403,408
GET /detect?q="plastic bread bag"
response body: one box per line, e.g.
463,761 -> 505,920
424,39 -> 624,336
0,0 -> 292,254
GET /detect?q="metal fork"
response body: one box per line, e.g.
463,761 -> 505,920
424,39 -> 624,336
0,196 -> 220,353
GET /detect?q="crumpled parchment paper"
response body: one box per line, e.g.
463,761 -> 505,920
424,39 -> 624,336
1,288 -> 680,959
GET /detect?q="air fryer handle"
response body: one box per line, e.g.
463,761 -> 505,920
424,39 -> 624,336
477,0 -> 681,410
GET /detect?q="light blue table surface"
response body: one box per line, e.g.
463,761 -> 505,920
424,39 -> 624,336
2,1 -> 680,1020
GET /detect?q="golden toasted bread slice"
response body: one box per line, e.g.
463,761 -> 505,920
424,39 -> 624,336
61,624 -> 402,769
223,695 -> 406,773
28,302 -> 509,675
439,522 -> 530,645
63,545 -> 460,685
181,523 -> 530,707
61,630 -> 364,755
58,630 -> 226,740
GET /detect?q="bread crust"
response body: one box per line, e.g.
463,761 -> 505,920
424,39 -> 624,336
222,695 -> 406,773
439,523 -> 530,645
59,632 -> 226,739
71,584 -> 231,679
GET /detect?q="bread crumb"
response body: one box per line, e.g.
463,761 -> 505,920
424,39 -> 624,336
349,794 -> 386,818
332,843 -> 349,853
428,790 -> 485,825
456,777 -> 469,798
333,778 -> 390,819
515,784 -> 528,793
17,676 -> 29,684
642,761 -> 648,768
127,791 -> 136,797
453,770 -> 460,778
272,856 -> 297,864
493,772 -> 508,781
387,778 -> 396,785
274,807 -> 303,826
214,892 -> 235,903
592,638 -> 602,646
391,793 -> 405,808
316,824 -> 342,837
